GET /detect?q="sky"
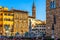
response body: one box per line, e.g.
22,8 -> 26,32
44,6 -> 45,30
0,0 -> 46,21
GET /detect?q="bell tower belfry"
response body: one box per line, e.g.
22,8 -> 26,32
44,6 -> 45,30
32,1 -> 36,19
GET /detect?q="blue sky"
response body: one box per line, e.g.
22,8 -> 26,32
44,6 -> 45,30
0,0 -> 46,21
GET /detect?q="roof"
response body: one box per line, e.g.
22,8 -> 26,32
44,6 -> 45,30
28,16 -> 35,19
32,0 -> 36,8
29,16 -> 34,18
1,10 -> 13,13
11,9 -> 28,13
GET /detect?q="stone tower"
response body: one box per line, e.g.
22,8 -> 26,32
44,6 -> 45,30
32,1 -> 36,19
46,0 -> 60,38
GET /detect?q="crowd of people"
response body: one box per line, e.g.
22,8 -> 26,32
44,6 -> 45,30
0,36 -> 40,40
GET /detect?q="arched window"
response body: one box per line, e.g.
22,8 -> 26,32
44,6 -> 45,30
50,0 -> 56,9
54,15 -> 56,24
52,24 -> 54,30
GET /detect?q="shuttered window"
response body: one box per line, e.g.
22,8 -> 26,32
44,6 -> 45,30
50,0 -> 56,9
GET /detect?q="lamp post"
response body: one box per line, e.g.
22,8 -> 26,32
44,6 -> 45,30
51,14 -> 56,39
51,24 -> 54,39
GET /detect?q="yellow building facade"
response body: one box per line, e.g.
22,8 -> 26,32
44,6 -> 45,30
3,11 -> 14,36
0,6 -> 14,36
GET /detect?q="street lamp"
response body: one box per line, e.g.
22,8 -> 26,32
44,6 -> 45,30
51,24 -> 54,39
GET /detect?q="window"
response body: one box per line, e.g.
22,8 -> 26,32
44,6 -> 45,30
4,18 -> 10,21
4,13 -> 7,15
54,15 -> 56,24
0,13 -> 2,15
21,30 -> 23,33
4,18 -> 14,21
8,14 -> 10,16
43,29 -> 45,30
50,0 -> 56,9
40,29 -> 41,30
0,25 -> 2,27
52,24 -> 54,30
4,25 -> 9,30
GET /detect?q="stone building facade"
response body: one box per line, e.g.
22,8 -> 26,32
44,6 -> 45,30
13,9 -> 28,36
46,0 -> 60,38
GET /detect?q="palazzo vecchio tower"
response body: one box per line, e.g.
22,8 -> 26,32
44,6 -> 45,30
46,0 -> 60,38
